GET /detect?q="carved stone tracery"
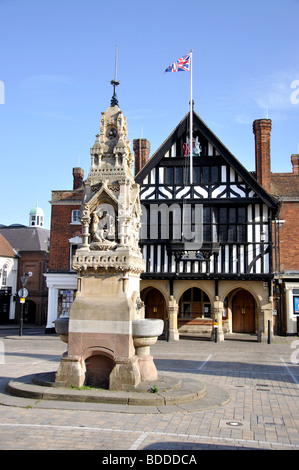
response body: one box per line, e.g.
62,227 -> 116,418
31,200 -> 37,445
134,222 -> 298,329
73,103 -> 144,273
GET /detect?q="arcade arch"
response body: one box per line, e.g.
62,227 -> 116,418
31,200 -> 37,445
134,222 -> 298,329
140,287 -> 167,323
139,279 -> 270,342
220,286 -> 259,335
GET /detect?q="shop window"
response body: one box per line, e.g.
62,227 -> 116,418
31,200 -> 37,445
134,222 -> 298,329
293,290 -> 299,315
57,290 -> 76,317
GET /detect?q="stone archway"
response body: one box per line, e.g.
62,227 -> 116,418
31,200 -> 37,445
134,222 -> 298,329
141,287 -> 166,323
177,286 -> 213,336
84,349 -> 115,389
85,355 -> 114,389
232,289 -> 256,334
178,286 -> 212,319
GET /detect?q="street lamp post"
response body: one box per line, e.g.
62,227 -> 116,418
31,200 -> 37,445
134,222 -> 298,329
18,272 -> 32,336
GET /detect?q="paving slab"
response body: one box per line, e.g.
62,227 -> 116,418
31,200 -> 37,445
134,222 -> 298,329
0,329 -> 299,450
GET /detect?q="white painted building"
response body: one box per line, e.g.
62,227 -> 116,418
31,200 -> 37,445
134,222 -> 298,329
0,233 -> 19,323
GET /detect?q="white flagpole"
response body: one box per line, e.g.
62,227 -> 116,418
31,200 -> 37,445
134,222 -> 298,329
189,50 -> 193,184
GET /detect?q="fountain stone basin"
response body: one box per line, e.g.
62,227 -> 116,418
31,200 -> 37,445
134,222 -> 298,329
132,318 -> 164,357
132,319 -> 164,381
132,318 -> 164,338
54,317 -> 69,344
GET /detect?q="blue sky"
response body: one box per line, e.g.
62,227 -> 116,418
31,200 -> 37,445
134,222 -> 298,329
0,0 -> 298,230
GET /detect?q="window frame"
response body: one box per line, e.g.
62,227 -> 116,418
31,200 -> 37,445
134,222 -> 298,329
71,210 -> 81,225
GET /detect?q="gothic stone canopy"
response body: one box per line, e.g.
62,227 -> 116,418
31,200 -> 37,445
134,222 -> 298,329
73,104 -> 144,275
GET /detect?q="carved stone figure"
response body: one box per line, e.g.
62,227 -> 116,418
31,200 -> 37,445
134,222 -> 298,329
91,208 -> 115,242
89,206 -> 116,250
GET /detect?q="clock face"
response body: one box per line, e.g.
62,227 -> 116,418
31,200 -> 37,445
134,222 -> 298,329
107,127 -> 118,140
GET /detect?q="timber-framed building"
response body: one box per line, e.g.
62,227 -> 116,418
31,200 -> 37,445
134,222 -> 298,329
134,111 -> 279,341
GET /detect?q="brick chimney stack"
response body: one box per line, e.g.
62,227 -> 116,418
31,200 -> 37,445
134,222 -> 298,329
253,119 -> 272,193
133,139 -> 150,175
72,167 -> 84,189
291,154 -> 299,174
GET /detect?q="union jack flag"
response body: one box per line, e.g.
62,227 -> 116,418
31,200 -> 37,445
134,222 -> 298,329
165,53 -> 191,73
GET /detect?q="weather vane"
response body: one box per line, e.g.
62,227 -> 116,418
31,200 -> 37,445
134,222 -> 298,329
110,45 -> 119,106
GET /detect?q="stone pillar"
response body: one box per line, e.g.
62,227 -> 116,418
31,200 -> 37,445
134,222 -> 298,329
133,336 -> 158,381
257,301 -> 273,342
168,296 -> 179,341
55,102 -> 158,392
109,356 -> 141,391
256,306 -> 265,342
211,297 -> 224,342
55,354 -> 86,388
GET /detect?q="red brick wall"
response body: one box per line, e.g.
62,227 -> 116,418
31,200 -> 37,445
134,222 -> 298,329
253,119 -> 272,193
16,251 -> 49,325
48,204 -> 82,272
72,167 -> 84,189
276,201 -> 299,272
291,154 -> 299,174
133,139 -> 150,175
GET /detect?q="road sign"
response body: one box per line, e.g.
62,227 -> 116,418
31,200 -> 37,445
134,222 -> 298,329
18,288 -> 28,298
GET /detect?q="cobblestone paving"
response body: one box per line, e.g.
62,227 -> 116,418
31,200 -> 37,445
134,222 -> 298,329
0,328 -> 298,451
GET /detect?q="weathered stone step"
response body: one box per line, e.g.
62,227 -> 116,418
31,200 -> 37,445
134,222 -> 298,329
7,372 -> 206,407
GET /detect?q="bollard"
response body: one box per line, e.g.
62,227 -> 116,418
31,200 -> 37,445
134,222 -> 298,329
19,301 -> 24,337
267,319 -> 272,344
214,321 -> 219,343
297,316 -> 299,337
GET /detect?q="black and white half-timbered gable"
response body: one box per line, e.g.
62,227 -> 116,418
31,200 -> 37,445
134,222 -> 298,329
135,111 -> 279,342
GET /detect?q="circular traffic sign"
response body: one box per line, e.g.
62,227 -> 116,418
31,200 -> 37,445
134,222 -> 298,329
18,288 -> 28,298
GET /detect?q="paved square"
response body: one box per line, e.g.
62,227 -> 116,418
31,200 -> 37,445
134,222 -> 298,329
0,327 -> 298,451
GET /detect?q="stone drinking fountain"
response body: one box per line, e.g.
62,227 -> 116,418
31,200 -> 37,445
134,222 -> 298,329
54,100 -> 163,391
7,95 -> 229,411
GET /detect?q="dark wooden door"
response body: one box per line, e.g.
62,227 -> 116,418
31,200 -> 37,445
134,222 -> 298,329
0,293 -> 10,324
144,289 -> 165,322
232,290 -> 255,334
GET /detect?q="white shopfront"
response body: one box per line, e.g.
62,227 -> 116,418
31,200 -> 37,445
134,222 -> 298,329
44,273 -> 77,333
285,280 -> 299,335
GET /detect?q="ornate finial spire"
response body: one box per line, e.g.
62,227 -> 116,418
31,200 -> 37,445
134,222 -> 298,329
110,45 -> 119,106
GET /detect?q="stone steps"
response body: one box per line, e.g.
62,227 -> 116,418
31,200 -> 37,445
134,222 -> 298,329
7,372 -> 206,407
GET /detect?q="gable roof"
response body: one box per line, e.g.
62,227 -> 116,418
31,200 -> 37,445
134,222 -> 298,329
0,227 -> 50,253
0,233 -> 18,258
271,173 -> 299,199
135,111 -> 279,211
